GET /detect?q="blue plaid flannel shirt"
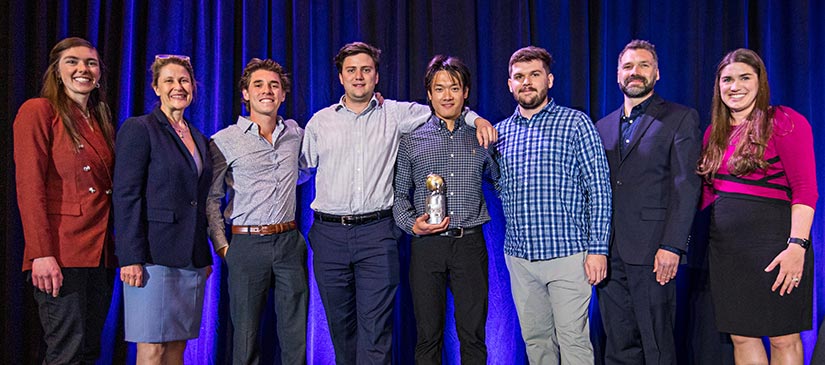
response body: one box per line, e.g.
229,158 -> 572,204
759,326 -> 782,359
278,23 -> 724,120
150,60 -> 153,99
494,99 -> 611,260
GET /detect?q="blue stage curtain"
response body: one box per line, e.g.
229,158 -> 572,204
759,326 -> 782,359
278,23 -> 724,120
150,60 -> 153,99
2,1 -> 823,364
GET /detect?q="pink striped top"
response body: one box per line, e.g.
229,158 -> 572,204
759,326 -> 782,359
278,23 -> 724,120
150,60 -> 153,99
701,106 -> 818,209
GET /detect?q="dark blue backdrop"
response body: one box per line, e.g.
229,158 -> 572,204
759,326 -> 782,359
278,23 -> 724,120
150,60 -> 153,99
2,1 -> 823,364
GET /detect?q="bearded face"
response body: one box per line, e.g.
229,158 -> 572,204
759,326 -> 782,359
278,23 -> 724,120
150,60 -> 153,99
617,49 -> 659,99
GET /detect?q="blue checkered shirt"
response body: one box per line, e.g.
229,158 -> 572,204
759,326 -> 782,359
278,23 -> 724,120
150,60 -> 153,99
393,114 -> 499,235
494,99 -> 611,260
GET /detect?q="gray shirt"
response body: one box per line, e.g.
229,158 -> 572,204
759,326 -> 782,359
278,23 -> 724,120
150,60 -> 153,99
301,95 -> 478,215
206,115 -> 306,251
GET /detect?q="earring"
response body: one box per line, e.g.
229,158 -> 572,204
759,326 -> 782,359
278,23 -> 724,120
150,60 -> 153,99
95,83 -> 100,88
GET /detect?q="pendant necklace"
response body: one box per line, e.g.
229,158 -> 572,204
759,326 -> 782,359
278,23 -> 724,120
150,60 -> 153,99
80,108 -> 94,131
172,122 -> 188,139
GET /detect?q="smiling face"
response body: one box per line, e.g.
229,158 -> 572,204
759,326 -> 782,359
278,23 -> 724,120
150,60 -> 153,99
617,48 -> 659,98
718,62 -> 759,118
57,46 -> 101,105
508,59 -> 553,111
242,69 -> 286,119
428,70 -> 468,123
338,53 -> 379,105
153,63 -> 193,114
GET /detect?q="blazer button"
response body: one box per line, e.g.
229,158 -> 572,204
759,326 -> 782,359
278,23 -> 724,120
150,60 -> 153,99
616,180 -> 623,186
83,165 -> 91,172
190,201 -> 197,206
78,144 -> 85,149
88,187 -> 97,193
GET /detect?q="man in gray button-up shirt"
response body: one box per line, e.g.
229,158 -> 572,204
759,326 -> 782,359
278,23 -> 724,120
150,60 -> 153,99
206,58 -> 309,365
301,42 -> 498,365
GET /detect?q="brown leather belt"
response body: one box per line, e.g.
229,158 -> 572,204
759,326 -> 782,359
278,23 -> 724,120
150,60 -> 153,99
231,221 -> 296,235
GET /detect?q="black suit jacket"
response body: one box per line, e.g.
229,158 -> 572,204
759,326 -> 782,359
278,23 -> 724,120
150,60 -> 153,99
113,107 -> 213,268
595,93 -> 701,265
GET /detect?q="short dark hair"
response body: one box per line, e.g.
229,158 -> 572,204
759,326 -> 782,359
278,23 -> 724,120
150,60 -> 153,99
618,39 -> 658,66
334,42 -> 381,73
238,58 -> 291,106
424,55 -> 471,98
509,46 -> 554,75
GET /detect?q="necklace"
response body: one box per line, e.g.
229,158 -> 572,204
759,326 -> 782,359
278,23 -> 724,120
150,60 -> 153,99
171,122 -> 188,139
79,108 -> 94,131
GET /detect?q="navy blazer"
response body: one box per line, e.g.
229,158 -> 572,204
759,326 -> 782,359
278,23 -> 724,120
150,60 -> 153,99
113,107 -> 213,268
595,94 -> 701,265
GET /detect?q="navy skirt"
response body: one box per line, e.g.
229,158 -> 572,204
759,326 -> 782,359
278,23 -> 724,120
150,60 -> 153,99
709,195 -> 813,337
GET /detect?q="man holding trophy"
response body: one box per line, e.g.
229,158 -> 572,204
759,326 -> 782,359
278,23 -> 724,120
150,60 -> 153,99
393,55 -> 499,365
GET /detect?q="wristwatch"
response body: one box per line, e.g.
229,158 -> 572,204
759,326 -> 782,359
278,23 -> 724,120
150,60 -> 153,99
787,237 -> 811,249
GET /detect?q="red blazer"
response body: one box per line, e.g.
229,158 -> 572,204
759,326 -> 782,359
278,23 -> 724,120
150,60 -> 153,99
13,98 -> 116,271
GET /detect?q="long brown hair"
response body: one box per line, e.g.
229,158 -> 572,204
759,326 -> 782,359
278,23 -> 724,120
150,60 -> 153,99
697,48 -> 773,179
41,37 -> 114,150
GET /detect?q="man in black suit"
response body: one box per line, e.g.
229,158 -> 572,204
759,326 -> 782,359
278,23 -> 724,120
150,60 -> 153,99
595,39 -> 701,365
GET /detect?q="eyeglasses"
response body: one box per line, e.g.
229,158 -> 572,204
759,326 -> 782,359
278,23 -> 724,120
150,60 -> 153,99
154,54 -> 191,62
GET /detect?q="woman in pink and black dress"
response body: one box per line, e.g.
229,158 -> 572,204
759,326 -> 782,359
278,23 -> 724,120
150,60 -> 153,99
698,48 -> 817,364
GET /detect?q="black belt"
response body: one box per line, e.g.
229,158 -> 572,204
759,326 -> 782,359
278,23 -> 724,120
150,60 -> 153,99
438,226 -> 482,238
314,209 -> 393,225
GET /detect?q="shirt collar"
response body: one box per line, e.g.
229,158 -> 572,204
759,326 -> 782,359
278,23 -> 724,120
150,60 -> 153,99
334,94 -> 379,113
431,110 -> 467,131
237,115 -> 284,134
513,98 -> 556,123
621,94 -> 655,121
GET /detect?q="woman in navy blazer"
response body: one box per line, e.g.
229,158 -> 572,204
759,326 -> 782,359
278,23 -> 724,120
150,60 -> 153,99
113,54 -> 212,364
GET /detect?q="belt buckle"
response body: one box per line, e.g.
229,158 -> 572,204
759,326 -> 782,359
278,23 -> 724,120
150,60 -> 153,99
255,225 -> 266,236
453,227 -> 464,238
341,215 -> 353,226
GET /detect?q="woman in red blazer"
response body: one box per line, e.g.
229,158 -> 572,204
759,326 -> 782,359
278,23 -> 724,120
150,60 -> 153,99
13,37 -> 116,364
113,54 -> 213,364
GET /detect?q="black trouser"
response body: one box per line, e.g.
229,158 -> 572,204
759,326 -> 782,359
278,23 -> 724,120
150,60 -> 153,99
226,230 -> 309,365
410,231 -> 488,365
597,244 -> 677,365
30,266 -> 112,365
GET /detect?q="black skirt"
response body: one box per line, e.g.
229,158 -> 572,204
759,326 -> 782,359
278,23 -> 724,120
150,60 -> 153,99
709,195 -> 813,337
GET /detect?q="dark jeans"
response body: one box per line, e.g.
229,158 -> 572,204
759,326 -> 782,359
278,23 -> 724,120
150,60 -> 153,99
226,230 -> 308,365
29,266 -> 112,365
309,217 -> 400,365
410,231 -> 488,365
597,244 -> 677,365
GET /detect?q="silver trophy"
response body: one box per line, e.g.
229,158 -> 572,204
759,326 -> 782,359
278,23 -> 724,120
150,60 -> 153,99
425,174 -> 447,224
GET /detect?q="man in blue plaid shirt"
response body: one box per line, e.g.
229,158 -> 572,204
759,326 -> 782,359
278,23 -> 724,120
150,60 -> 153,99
494,46 -> 612,364
393,55 -> 499,364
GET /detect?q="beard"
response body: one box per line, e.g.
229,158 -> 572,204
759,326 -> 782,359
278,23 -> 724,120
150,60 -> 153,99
515,86 -> 548,110
620,75 -> 656,98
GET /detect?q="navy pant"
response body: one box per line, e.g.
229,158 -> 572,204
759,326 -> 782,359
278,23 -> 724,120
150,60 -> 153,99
410,231 -> 488,365
30,266 -> 112,365
226,230 -> 308,365
597,243 -> 677,365
309,217 -> 400,365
